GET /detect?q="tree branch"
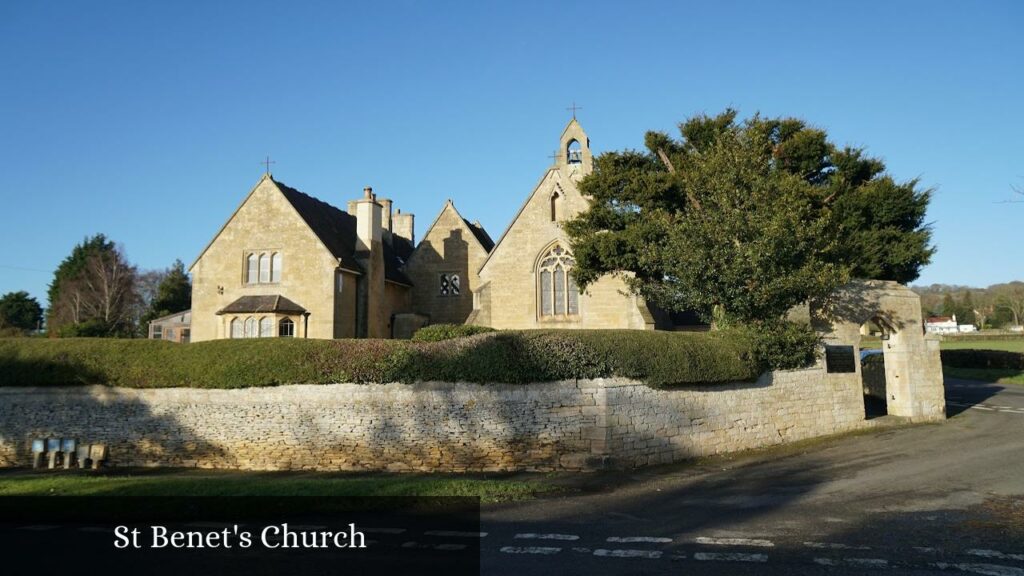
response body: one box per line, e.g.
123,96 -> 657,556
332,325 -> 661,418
657,148 -> 702,212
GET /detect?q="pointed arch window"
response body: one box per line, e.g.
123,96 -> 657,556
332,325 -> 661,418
246,254 -> 258,284
244,317 -> 256,338
279,318 -> 295,337
259,317 -> 274,338
537,244 -> 580,319
258,253 -> 270,283
230,318 -> 243,339
550,191 -> 560,222
271,252 -> 282,283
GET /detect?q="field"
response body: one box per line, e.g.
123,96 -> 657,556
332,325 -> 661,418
940,339 -> 1024,353
940,337 -> 1024,385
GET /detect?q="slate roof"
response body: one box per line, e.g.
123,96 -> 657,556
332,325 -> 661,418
216,295 -> 307,315
275,179 -> 412,285
463,219 -> 495,252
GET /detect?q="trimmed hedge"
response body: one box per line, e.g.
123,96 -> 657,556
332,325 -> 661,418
0,330 -> 760,389
941,349 -> 1024,370
411,324 -> 496,342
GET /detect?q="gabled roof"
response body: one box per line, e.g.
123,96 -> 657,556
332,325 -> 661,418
463,218 -> 495,252
415,199 -> 495,257
216,295 -> 307,315
477,167 -> 559,274
275,180 -> 362,274
191,174 -> 411,286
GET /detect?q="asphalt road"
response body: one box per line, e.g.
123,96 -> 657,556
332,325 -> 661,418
478,378 -> 1024,575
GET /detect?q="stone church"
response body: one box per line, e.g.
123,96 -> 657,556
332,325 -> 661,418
188,119 -> 682,342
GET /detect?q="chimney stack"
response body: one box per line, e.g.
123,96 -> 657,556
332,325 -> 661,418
380,198 -> 393,233
353,186 -> 385,338
392,208 -> 415,246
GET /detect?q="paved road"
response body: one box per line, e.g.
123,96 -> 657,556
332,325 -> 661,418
477,378 -> 1024,575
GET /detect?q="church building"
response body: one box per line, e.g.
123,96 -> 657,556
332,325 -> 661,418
188,119 -> 681,341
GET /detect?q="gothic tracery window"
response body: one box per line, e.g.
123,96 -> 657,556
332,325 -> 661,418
537,244 -> 579,318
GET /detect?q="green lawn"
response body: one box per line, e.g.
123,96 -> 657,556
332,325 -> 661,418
0,470 -> 559,504
940,339 -> 1024,352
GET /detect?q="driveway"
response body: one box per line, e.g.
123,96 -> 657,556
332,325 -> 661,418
477,377 -> 1024,575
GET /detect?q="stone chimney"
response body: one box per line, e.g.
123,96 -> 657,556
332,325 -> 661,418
354,186 -> 385,338
346,200 -> 357,216
380,198 -> 393,233
393,208 -> 415,245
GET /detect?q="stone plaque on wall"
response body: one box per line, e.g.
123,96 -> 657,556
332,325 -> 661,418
825,345 -> 857,373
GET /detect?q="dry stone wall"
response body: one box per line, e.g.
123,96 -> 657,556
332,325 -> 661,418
0,367 -> 873,472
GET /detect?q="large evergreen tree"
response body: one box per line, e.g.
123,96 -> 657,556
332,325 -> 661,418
141,259 -> 192,325
0,291 -> 43,333
565,110 -> 934,366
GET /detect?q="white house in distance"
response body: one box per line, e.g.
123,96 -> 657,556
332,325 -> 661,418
924,315 -> 977,335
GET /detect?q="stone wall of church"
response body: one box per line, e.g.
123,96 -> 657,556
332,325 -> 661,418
190,178 -> 344,341
476,169 -> 653,331
405,202 -> 488,325
0,366 -> 885,472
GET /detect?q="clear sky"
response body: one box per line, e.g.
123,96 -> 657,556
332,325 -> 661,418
1,1 -> 1021,306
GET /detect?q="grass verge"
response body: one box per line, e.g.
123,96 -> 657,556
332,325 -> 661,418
943,366 -> 1024,385
0,469 -> 558,504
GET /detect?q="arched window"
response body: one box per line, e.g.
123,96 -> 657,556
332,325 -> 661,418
567,139 -> 582,164
246,254 -> 257,284
537,244 -> 580,318
258,253 -> 270,283
550,191 -> 560,222
271,252 -> 282,283
230,318 -> 243,339
259,317 -> 274,338
244,317 -> 256,338
279,318 -> 295,337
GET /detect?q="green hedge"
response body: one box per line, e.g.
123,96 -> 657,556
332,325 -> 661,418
941,349 -> 1024,370
0,330 -> 760,389
941,333 -> 1024,342
411,324 -> 496,342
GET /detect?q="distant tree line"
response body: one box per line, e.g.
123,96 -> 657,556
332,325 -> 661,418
914,282 -> 1024,329
1,234 -> 191,338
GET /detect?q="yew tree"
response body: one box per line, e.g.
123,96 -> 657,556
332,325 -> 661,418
565,110 -> 934,364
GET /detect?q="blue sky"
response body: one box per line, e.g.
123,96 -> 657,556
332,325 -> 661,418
1,1 -> 1021,306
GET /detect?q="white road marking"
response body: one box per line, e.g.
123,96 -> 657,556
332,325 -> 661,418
934,562 -> 1024,576
500,546 -> 562,555
695,536 -> 774,547
972,406 -> 996,411
19,525 -> 58,531
361,527 -> 406,534
694,552 -> 768,562
803,541 -> 871,550
915,546 -> 940,553
606,536 -> 673,543
423,530 -> 488,538
968,550 -> 1024,561
515,533 -> 579,541
593,549 -> 663,559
